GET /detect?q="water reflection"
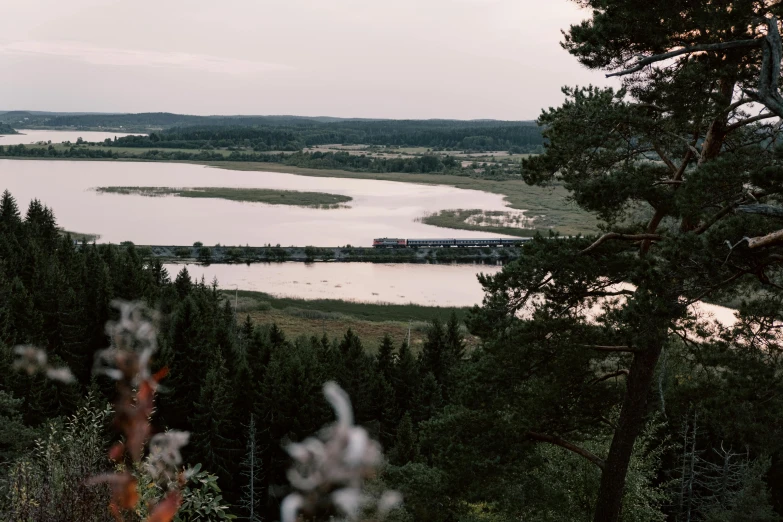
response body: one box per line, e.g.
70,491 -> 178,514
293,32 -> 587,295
168,262 -> 501,307
0,129 -> 142,146
1,159 -> 515,246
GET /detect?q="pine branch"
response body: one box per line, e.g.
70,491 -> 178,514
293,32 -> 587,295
747,228 -> 783,249
607,39 -> 762,78
527,431 -> 606,470
592,369 -> 630,384
582,345 -> 640,354
735,204 -> 783,218
725,112 -> 778,132
581,233 -> 663,254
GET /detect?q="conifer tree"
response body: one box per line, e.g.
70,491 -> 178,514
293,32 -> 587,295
174,267 -> 192,299
377,333 -> 396,382
393,340 -> 418,415
419,318 -> 447,385
389,412 -> 418,466
239,413 -> 263,522
190,352 -> 235,486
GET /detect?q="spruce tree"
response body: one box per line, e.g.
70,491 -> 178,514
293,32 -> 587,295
376,333 -> 396,382
239,413 -> 263,522
389,412 -> 418,466
190,352 -> 235,486
393,340 -> 418,416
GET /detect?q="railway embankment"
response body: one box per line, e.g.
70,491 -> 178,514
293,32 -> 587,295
131,244 -> 523,265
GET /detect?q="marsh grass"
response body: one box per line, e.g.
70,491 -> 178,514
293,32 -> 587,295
95,186 -> 352,208
418,209 -> 541,237
227,290 -> 478,351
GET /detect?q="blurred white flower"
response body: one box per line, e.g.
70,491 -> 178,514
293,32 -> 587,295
13,345 -> 75,383
281,381 -> 401,522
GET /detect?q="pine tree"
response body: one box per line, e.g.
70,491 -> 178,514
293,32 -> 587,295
269,322 -> 286,350
239,413 -> 263,522
0,189 -> 21,233
393,340 -> 418,415
419,318 -> 447,385
412,371 -> 442,424
444,311 -> 465,363
174,266 -> 192,299
377,333 -> 396,382
388,412 -> 418,466
190,352 -> 235,485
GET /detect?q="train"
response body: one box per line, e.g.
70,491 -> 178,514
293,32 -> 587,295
372,237 -> 532,248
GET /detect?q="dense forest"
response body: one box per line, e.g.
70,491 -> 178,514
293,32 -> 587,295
0,111 -> 544,153
3,189 -> 783,522
0,123 -> 17,135
108,121 -> 543,152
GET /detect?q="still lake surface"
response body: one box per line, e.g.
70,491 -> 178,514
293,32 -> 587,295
169,262 -> 738,324
0,159 -> 513,246
0,129 -> 142,146
172,262 -> 501,307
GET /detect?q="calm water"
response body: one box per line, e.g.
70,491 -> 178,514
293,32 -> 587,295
170,262 -> 501,307
0,159 -> 514,246
167,262 -> 738,326
0,129 -> 143,146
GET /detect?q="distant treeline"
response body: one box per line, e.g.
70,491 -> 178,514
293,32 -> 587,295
0,111 -> 544,152
113,121 -> 543,152
0,123 -> 17,135
0,144 -> 520,176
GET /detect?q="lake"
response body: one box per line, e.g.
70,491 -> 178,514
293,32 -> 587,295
172,262 -> 501,307
0,159 -> 514,246
169,262 -> 738,325
0,129 -> 143,146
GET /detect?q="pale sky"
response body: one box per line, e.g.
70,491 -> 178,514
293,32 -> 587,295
0,0 -> 611,120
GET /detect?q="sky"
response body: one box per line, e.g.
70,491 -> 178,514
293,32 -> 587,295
0,0 -> 613,120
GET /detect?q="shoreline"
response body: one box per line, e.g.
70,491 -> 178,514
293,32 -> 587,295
132,244 -> 521,265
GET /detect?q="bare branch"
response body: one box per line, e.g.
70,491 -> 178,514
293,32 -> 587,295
607,39 -> 761,78
653,180 -> 685,186
652,142 -> 678,173
581,345 -> 640,353
581,233 -> 663,254
725,113 -> 778,132
592,369 -> 630,384
735,204 -> 783,218
748,228 -> 783,249
527,431 -> 606,470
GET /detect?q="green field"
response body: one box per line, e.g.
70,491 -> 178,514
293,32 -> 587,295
95,186 -> 352,208
228,290 -> 477,351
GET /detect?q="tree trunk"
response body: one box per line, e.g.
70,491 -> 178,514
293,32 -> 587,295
592,338 -> 664,522
699,77 -> 736,165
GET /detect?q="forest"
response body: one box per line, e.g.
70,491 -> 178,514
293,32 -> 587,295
7,1 -> 783,522
2,187 -> 781,522
0,112 -> 544,153
0,144 -> 523,178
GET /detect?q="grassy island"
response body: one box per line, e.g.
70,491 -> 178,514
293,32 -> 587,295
94,186 -> 352,208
